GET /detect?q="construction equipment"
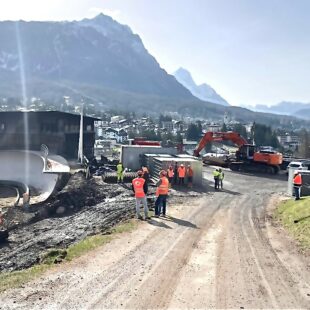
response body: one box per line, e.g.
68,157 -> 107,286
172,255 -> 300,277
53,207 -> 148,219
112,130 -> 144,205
194,131 -> 283,174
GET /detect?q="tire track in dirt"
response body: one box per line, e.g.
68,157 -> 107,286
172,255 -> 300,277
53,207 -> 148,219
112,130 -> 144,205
91,196 -> 224,309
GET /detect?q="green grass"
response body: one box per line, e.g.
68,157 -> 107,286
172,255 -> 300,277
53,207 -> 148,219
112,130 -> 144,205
0,220 -> 137,293
275,197 -> 310,250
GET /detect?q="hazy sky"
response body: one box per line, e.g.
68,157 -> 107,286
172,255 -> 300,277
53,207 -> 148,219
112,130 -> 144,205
1,0 -> 309,106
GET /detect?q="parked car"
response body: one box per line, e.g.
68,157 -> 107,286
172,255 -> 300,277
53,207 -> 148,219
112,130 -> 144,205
286,160 -> 310,174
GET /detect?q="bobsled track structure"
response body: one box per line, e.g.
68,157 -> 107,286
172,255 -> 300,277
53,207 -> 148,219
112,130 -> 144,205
0,150 -> 70,206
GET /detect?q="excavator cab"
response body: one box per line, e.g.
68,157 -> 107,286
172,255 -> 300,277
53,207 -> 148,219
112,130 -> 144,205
236,144 -> 255,161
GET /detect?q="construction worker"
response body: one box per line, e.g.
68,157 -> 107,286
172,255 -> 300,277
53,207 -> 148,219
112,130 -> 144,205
142,166 -> 149,194
132,170 -> 149,220
213,168 -> 220,190
178,164 -> 186,185
116,161 -> 124,183
218,168 -> 224,189
167,165 -> 174,186
293,171 -> 302,200
173,162 -> 178,184
187,164 -> 194,188
155,170 -> 169,217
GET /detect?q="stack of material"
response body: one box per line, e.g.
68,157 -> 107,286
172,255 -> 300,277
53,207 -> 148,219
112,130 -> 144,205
150,156 -> 202,187
141,154 -> 174,174
121,146 -> 177,171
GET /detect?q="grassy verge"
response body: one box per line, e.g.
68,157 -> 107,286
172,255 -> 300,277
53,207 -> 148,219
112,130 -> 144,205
274,197 -> 310,250
0,220 -> 137,293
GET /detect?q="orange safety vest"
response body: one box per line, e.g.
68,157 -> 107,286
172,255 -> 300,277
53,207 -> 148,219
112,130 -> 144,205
156,177 -> 169,196
167,169 -> 174,178
187,167 -> 193,177
178,166 -> 186,178
132,178 -> 146,198
293,174 -> 302,185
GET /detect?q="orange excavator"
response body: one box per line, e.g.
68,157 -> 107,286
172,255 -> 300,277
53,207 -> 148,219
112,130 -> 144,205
193,131 -> 283,174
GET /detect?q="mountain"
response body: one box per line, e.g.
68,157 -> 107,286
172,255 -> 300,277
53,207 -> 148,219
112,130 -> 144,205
294,108 -> 310,120
0,15 -> 309,129
0,14 -> 193,101
247,101 -> 310,115
173,68 -> 229,106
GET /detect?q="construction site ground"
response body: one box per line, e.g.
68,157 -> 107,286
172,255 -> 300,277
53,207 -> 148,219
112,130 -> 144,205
1,167 -> 310,309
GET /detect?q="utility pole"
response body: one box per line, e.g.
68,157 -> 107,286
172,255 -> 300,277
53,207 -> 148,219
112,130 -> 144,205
78,101 -> 84,163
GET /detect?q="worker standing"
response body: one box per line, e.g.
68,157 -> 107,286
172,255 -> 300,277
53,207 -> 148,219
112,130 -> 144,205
167,165 -> 174,186
155,170 -> 169,217
293,171 -> 302,200
218,168 -> 224,189
213,168 -> 220,190
178,164 -> 186,186
173,162 -> 178,184
116,161 -> 124,183
187,164 -> 194,188
142,166 -> 149,194
132,170 -> 149,220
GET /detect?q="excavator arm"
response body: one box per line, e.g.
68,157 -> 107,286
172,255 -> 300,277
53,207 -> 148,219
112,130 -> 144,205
193,131 -> 248,157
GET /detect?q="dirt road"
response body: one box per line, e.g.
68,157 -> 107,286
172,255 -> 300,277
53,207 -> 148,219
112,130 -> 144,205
1,167 -> 310,309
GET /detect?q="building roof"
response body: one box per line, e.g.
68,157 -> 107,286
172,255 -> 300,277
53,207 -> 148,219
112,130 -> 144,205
0,110 -> 100,121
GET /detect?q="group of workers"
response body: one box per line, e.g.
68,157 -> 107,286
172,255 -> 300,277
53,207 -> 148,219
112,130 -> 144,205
213,168 -> 224,190
132,168 -> 169,220
131,162 -> 194,220
167,163 -> 194,188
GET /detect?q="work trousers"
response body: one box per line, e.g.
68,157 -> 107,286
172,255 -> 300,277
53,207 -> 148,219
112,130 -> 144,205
219,179 -> 223,189
117,172 -> 124,182
214,177 -> 219,189
294,185 -> 301,200
135,196 -> 148,218
155,195 -> 167,216
179,177 -> 185,185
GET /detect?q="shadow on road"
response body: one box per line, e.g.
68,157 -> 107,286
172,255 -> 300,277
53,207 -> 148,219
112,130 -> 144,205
217,188 -> 241,195
162,216 -> 198,229
147,219 -> 172,229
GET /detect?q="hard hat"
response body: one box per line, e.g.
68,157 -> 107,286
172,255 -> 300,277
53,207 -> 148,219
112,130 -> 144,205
137,170 -> 143,176
160,170 -> 167,176
294,170 -> 299,175
181,164 -> 184,167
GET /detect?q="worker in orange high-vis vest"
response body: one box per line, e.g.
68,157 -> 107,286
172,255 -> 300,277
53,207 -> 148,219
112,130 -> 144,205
178,164 -> 186,185
155,170 -> 169,217
293,171 -> 302,200
132,170 -> 149,220
187,164 -> 194,188
167,165 -> 174,186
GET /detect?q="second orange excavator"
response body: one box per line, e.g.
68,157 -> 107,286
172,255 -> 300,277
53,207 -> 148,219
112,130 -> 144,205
193,131 -> 283,174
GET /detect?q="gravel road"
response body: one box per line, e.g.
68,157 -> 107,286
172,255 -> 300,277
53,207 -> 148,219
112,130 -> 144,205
1,167 -> 309,309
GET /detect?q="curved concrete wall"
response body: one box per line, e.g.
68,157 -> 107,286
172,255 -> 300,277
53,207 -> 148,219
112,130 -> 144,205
0,151 -> 70,204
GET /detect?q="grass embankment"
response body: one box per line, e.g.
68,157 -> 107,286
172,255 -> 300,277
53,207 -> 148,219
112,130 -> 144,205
275,197 -> 310,250
0,220 -> 137,293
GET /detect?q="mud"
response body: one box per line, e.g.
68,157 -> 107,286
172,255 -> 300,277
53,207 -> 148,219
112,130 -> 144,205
0,173 -> 199,273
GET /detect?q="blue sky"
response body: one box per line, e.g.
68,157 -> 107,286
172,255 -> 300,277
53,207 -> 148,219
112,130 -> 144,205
1,0 -> 309,106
